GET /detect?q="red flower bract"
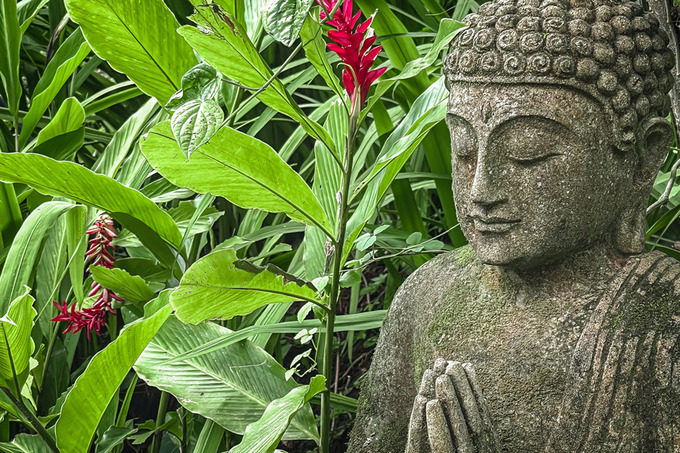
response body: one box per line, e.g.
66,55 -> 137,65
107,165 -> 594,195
318,0 -> 387,105
52,214 -> 121,340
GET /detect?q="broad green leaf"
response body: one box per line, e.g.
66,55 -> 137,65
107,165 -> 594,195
0,201 -> 76,313
134,316 -> 318,440
165,62 -> 222,111
300,13 -> 344,99
35,97 -> 85,147
0,153 -> 183,249
386,20 -> 466,81
0,433 -> 52,453
18,29 -> 90,149
263,0 -> 315,47
65,0 -> 196,104
178,5 -> 336,155
0,287 -> 36,395
171,249 -> 322,324
89,267 -> 155,304
171,99 -> 224,159
55,295 -> 172,453
231,375 -> 326,453
142,121 -> 333,237
0,0 -> 21,118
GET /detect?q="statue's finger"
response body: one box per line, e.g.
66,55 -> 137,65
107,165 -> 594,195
426,400 -> 456,453
419,368 -> 436,399
406,395 -> 428,453
463,363 -> 499,452
433,357 -> 448,374
435,375 -> 473,453
446,362 -> 484,434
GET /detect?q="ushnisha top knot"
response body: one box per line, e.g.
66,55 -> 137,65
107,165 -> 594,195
444,0 -> 675,152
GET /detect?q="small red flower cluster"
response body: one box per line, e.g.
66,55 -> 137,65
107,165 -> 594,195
318,0 -> 387,105
52,215 -> 122,339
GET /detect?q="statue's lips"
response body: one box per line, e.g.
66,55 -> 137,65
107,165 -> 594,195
472,217 -> 520,233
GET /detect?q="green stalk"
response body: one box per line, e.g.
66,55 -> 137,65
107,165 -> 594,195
319,96 -> 360,453
1,388 -> 59,453
151,391 -> 170,453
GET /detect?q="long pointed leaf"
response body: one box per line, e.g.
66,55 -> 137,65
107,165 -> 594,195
142,121 -> 333,238
65,0 -> 196,104
171,249 -> 323,324
0,153 -> 183,250
55,295 -> 172,453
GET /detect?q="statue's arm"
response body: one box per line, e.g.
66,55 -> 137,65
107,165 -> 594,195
347,287 -> 419,453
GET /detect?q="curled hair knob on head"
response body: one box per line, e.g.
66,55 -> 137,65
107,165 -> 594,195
443,0 -> 675,152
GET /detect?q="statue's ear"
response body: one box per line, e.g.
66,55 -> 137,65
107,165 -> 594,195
615,116 -> 672,254
635,116 -> 673,188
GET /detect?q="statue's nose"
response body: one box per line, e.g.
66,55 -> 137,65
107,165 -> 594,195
469,155 -> 506,207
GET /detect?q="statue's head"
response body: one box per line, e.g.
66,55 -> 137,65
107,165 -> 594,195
443,0 -> 675,269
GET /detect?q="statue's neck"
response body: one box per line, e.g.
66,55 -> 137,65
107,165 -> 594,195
480,241 -> 631,306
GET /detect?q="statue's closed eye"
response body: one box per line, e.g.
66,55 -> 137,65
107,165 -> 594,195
491,116 -> 568,165
447,114 -> 476,159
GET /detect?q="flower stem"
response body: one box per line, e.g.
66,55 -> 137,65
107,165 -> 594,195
320,97 -> 360,453
1,388 -> 59,453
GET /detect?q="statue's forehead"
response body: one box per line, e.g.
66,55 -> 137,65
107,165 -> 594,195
446,83 -> 604,131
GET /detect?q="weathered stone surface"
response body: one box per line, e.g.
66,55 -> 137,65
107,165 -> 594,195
347,0 -> 680,449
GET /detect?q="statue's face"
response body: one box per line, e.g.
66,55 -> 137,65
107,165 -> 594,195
448,83 -> 636,269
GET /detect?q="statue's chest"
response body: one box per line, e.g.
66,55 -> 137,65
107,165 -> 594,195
412,286 -> 597,451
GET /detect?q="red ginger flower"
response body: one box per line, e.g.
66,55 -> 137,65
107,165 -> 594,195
318,0 -> 387,106
52,215 -> 121,340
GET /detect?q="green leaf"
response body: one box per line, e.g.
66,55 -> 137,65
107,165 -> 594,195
171,99 -> 224,160
0,153 -> 183,250
0,201 -> 76,313
142,121 -> 333,237
35,97 -> 85,147
386,19 -> 466,81
300,13 -> 343,99
65,0 -> 196,105
0,287 -> 36,395
263,0 -> 315,47
35,215 -> 67,337
18,28 -> 90,149
194,420 -> 225,453
134,316 -> 318,440
171,249 -> 322,324
55,295 -> 172,453
89,267 -> 155,304
178,6 -> 336,155
165,62 -> 222,111
65,206 -> 87,304
17,0 -> 50,33
0,433 -> 52,453
231,375 -> 326,453
95,426 -> 138,453
0,0 -> 21,118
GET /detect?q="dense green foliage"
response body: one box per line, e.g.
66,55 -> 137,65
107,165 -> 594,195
0,0 -> 677,452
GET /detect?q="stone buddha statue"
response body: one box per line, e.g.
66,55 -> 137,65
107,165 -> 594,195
348,0 -> 680,451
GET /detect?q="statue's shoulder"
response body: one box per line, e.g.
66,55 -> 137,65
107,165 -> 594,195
390,245 -> 480,315
617,250 -> 680,335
